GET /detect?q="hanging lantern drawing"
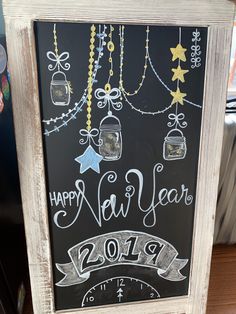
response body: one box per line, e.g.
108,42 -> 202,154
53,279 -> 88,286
163,129 -> 187,160
99,112 -> 122,161
50,71 -> 71,106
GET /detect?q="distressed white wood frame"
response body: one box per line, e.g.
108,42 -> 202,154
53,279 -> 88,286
2,1 -> 235,313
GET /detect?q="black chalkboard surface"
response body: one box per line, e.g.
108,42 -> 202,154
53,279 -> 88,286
35,22 -> 207,311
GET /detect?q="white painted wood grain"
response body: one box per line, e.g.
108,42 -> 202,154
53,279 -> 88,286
2,0 -> 235,25
189,24 -> 235,314
57,297 -> 188,314
4,19 -> 55,313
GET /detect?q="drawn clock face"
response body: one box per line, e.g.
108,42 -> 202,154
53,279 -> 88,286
81,276 -> 160,308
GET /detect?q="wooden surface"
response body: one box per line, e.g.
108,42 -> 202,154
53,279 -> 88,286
207,245 -> 236,314
2,0 -> 235,313
1,0 -> 234,25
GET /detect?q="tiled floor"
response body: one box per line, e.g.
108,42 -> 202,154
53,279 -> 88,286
23,245 -> 236,313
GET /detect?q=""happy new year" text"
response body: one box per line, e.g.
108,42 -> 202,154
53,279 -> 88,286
50,163 -> 193,229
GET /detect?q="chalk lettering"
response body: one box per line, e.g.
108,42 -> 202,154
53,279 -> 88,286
56,231 -> 188,286
53,163 -> 193,229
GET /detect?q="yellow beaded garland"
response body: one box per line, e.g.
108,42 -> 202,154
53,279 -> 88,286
104,25 -> 114,91
86,24 -> 96,131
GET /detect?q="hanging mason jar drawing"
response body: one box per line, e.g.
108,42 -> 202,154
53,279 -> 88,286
50,71 -> 71,106
163,129 -> 187,160
99,113 -> 122,161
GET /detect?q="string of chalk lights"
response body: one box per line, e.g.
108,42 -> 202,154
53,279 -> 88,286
43,24 -> 107,135
119,25 -> 201,115
44,24 -> 202,136
119,25 -> 149,97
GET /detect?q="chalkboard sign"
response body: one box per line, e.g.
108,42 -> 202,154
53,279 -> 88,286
3,0 -> 235,313
35,22 -> 207,310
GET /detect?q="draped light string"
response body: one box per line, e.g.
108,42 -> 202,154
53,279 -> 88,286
119,25 -> 173,115
147,52 -> 200,108
44,24 -> 202,138
118,25 -> 200,115
119,25 -> 149,97
43,25 -> 106,134
53,24 -> 59,60
105,25 -> 115,93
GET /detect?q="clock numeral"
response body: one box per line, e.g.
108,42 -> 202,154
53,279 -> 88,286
150,292 -> 155,298
117,278 -> 125,287
86,296 -> 94,303
100,284 -> 106,291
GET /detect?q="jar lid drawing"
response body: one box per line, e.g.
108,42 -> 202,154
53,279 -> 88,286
99,112 -> 122,161
163,128 -> 187,161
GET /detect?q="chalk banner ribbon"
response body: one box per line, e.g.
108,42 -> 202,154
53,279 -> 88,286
56,230 -> 188,287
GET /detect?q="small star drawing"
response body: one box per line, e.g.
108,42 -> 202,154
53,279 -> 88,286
75,145 -> 103,174
170,87 -> 187,105
170,44 -> 187,62
171,65 -> 189,83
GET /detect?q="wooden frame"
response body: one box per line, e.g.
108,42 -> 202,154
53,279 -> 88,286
2,1 -> 235,313
228,21 -> 236,97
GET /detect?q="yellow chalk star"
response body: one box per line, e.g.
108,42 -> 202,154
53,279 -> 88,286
170,44 -> 187,62
170,88 -> 187,105
171,65 -> 189,82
